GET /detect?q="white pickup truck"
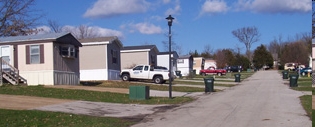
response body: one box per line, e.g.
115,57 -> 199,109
120,65 -> 171,84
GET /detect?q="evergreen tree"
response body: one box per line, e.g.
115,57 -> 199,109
252,44 -> 274,69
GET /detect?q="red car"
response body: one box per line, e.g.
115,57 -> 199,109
199,67 -> 227,76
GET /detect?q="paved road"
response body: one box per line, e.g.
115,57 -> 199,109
132,70 -> 311,127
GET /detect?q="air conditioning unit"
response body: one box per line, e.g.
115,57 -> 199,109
60,46 -> 77,58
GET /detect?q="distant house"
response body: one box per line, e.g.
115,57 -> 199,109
120,45 -> 159,69
177,55 -> 193,76
0,32 -> 82,86
193,57 -> 205,75
204,59 -> 217,69
157,51 -> 179,71
79,36 -> 123,81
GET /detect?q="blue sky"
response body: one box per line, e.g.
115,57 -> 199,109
34,0 -> 311,55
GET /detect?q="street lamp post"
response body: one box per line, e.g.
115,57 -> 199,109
166,15 -> 174,99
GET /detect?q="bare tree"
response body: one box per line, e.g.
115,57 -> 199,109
63,24 -> 99,39
47,19 -> 62,33
281,41 -> 309,65
232,26 -> 260,61
162,32 -> 182,55
234,44 -> 243,55
0,0 -> 43,36
201,44 -> 213,58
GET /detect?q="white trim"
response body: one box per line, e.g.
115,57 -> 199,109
82,41 -> 110,46
105,46 -> 108,68
120,49 -> 150,53
80,69 -> 108,80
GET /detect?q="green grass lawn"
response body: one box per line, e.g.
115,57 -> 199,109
0,109 -> 137,127
0,82 -> 200,127
83,80 -> 206,92
193,71 -> 255,80
291,77 -> 312,91
288,76 -> 312,121
300,95 -> 311,120
0,85 -> 193,105
172,80 -> 235,87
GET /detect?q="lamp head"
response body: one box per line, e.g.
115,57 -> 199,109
166,15 -> 174,26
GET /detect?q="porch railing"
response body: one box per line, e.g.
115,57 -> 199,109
0,57 -> 27,86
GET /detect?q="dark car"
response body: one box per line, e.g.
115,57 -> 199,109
300,67 -> 312,76
226,66 -> 242,72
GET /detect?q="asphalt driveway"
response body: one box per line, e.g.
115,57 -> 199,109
132,70 -> 311,127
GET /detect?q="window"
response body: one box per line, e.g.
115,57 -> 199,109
26,45 -> 44,64
60,45 -> 77,58
133,66 -> 143,71
151,55 -> 155,65
178,59 -> 184,64
30,45 -> 40,64
111,49 -> 118,64
144,66 -> 149,71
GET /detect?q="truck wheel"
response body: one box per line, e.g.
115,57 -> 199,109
153,76 -> 163,84
217,73 -> 222,76
121,74 -> 130,81
201,73 -> 206,76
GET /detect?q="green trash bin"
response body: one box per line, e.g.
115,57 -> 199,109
234,73 -> 241,82
129,86 -> 150,100
203,77 -> 214,93
289,74 -> 298,87
282,71 -> 288,79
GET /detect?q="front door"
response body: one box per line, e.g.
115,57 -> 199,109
0,46 -> 11,69
138,65 -> 150,79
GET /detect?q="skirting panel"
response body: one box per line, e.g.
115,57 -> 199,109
20,70 -> 79,86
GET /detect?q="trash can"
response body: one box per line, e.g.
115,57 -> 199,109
203,77 -> 214,93
282,71 -> 288,79
234,74 -> 241,82
289,74 -> 298,87
175,71 -> 182,77
129,86 -> 150,100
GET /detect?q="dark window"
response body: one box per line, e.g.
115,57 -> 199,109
133,66 -> 143,71
111,49 -> 117,64
60,46 -> 76,58
144,66 -> 149,71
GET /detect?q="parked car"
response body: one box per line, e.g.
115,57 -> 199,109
226,66 -> 242,72
152,66 -> 176,78
284,62 -> 297,71
120,65 -> 171,84
300,67 -> 312,76
199,67 -> 226,76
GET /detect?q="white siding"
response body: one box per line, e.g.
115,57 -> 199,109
20,70 -> 79,85
157,55 -> 169,69
80,69 -> 108,81
177,59 -> 190,76
80,69 -> 121,81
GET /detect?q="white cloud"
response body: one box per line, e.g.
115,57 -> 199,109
121,22 -> 162,34
235,0 -> 311,14
200,0 -> 228,16
62,25 -> 124,38
92,26 -> 124,37
164,0 -> 181,15
84,0 -> 150,18
36,26 -> 52,34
